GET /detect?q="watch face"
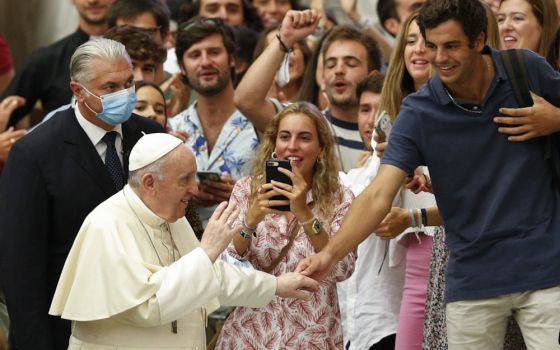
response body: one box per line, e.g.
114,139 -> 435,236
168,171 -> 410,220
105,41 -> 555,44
311,219 -> 322,234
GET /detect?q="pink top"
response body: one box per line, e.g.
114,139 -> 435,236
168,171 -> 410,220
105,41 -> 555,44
216,176 -> 356,349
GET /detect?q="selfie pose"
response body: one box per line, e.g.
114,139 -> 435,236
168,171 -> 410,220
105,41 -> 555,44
215,102 -> 356,349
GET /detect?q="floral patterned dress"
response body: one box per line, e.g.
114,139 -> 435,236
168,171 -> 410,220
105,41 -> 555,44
215,177 -> 356,350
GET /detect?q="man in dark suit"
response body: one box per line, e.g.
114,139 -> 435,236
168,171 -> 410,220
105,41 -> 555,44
0,38 -> 163,350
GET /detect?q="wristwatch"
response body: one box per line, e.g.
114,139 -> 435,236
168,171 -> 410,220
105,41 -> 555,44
304,218 -> 322,236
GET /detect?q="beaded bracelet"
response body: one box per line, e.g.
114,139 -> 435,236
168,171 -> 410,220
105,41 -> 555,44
408,208 -> 417,228
242,217 -> 257,238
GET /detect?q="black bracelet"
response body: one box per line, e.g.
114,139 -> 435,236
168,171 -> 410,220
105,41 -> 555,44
240,229 -> 252,239
421,208 -> 428,226
276,33 -> 292,53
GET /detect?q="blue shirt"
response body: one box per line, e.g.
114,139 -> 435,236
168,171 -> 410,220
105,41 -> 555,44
382,47 -> 560,302
168,104 -> 259,224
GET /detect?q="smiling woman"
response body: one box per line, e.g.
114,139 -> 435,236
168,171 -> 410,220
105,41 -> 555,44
496,0 -> 558,57
214,102 -> 356,349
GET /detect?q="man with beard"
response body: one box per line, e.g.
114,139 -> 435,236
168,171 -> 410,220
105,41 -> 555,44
168,17 -> 259,226
234,10 -> 382,171
1,0 -> 115,126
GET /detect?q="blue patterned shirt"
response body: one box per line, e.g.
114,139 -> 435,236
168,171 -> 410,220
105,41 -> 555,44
168,104 -> 259,224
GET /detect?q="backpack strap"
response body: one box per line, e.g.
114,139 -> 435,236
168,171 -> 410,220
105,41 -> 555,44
500,49 -> 533,107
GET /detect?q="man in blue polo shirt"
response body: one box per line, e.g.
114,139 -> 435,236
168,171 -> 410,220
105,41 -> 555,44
296,0 -> 560,348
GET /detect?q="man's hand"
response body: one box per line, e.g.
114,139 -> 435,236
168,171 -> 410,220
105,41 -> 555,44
279,10 -> 321,48
200,201 -> 240,262
168,130 -> 188,142
404,167 -> 432,194
373,131 -> 387,159
194,177 -> 235,207
0,127 -> 26,161
294,250 -> 336,281
0,96 -> 25,131
275,272 -> 320,300
160,73 -> 191,117
494,92 -> 560,141
375,207 -> 409,240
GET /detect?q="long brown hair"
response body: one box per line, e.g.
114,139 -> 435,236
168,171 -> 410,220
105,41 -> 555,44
377,12 -> 421,122
249,102 -> 341,222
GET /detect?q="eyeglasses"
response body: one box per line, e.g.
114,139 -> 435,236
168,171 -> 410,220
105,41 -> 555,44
179,17 -> 225,33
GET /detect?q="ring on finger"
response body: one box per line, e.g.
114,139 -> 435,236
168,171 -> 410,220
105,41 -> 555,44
227,220 -> 234,229
10,138 -> 15,144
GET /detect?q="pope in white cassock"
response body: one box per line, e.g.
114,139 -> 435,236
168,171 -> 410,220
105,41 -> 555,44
49,133 -> 319,350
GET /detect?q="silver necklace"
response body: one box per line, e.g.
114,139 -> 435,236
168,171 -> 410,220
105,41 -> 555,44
444,56 -> 492,115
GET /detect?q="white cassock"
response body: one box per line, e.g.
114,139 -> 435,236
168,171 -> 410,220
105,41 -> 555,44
50,185 -> 277,350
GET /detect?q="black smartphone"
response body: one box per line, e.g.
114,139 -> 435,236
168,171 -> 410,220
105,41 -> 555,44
265,159 -> 292,211
197,171 -> 221,183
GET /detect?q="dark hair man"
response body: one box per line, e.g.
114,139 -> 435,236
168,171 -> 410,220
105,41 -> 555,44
298,0 -> 560,348
377,0 -> 425,37
234,10 -> 383,172
107,0 -> 171,83
338,73 -> 405,350
104,26 -> 168,83
107,0 -> 171,45
0,38 -> 163,350
1,0 -> 115,127
169,17 -> 259,226
181,0 -> 264,32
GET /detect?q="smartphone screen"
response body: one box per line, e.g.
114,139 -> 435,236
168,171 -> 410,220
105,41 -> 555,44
265,159 -> 292,211
374,111 -> 392,143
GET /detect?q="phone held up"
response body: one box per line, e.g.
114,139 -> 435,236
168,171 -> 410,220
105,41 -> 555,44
265,159 -> 292,212
374,110 -> 392,143
197,171 -> 221,183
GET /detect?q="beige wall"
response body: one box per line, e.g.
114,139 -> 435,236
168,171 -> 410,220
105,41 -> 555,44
0,0 -> 79,68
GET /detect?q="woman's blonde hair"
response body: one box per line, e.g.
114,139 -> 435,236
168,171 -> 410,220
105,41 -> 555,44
377,11 -> 422,122
249,102 -> 341,222
484,1 -> 503,49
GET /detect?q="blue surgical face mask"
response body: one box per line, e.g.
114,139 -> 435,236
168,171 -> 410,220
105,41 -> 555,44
81,85 -> 137,125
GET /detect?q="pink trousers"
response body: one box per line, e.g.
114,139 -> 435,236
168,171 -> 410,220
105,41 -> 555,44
395,234 -> 433,350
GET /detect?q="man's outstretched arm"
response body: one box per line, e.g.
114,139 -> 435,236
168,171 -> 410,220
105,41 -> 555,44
296,164 -> 407,280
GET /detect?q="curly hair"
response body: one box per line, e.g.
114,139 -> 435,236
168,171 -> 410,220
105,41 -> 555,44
249,102 -> 341,223
418,0 -> 487,48
103,26 -> 167,64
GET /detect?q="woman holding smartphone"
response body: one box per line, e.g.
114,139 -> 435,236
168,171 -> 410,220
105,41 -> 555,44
215,102 -> 355,349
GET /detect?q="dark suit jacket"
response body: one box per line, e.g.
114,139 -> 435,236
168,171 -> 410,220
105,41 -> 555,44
0,107 -> 163,350
1,28 -> 90,125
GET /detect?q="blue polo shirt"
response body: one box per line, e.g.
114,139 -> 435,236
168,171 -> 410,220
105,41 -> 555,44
382,47 -> 560,302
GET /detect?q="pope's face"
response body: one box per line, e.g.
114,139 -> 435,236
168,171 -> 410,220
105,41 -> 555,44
152,146 -> 198,222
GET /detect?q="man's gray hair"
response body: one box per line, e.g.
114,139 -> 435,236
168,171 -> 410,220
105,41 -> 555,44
69,38 -> 131,84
